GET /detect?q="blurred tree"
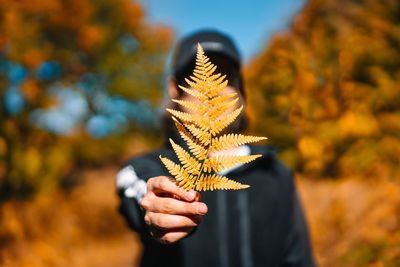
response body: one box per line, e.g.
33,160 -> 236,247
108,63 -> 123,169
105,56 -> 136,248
245,0 -> 400,179
0,0 -> 172,198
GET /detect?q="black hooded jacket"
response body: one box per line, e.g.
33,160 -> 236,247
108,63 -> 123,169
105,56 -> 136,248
116,144 -> 316,267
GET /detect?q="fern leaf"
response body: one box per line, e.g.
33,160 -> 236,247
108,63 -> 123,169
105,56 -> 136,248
159,156 -> 196,190
167,108 -> 210,131
159,43 -> 267,191
172,99 -> 207,115
207,78 -> 229,98
192,71 -> 206,80
169,139 -> 201,174
204,154 -> 262,173
159,156 -> 184,180
208,73 -> 222,82
209,97 -> 239,121
178,85 -> 208,101
210,134 -> 267,152
172,118 -> 208,160
186,123 -> 211,146
184,78 -> 206,93
195,174 -> 249,191
204,64 -> 217,76
208,92 -> 237,106
211,106 -> 243,135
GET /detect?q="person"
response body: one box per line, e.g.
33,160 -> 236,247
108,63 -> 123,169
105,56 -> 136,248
116,30 -> 316,267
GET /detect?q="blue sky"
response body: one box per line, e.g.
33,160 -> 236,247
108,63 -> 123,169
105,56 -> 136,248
141,0 -> 305,63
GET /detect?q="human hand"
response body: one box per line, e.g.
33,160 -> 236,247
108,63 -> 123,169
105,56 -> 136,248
140,176 -> 208,244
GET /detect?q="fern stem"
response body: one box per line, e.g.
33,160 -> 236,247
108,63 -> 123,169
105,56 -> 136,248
193,52 -> 213,189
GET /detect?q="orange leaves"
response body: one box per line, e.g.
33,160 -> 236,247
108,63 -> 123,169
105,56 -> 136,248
21,79 -> 41,102
78,25 -> 105,51
245,0 -> 400,180
46,0 -> 93,30
298,137 -> 326,173
120,0 -> 144,29
0,0 -> 173,197
339,112 -> 380,137
0,137 -> 7,157
299,177 -> 400,266
298,137 -> 324,160
23,49 -> 48,68
296,70 -> 317,92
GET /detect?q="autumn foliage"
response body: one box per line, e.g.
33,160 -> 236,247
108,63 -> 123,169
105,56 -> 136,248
0,0 -> 172,197
246,0 -> 400,265
246,0 -> 400,180
1,0 -> 400,266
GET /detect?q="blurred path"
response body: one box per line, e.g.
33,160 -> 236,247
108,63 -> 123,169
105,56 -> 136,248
298,176 -> 400,267
1,167 -> 399,267
0,167 -> 142,267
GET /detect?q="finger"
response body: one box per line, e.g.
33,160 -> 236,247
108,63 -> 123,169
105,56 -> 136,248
158,230 -> 193,244
194,192 -> 201,202
140,190 -> 206,216
145,212 -> 201,229
148,194 -> 208,215
149,227 -> 194,244
147,176 -> 197,202
172,191 -> 201,201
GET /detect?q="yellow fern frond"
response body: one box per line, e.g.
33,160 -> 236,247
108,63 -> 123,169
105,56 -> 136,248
159,156 -> 184,180
209,97 -> 239,121
184,78 -> 207,93
211,134 -> 267,152
186,123 -> 211,146
207,78 -> 229,98
167,108 -> 210,130
172,118 -> 208,160
211,106 -> 243,135
195,174 -> 249,191
204,154 -> 262,173
203,64 -> 216,75
207,73 -> 222,82
159,43 -> 267,191
169,139 -> 201,174
178,85 -> 207,101
208,92 -> 237,106
159,156 -> 196,190
172,99 -> 207,115
172,117 -> 208,160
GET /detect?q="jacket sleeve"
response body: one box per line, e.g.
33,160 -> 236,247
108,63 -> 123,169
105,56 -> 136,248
280,187 -> 317,267
116,165 -> 148,233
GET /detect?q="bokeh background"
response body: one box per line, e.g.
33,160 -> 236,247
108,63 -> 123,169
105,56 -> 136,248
0,0 -> 399,266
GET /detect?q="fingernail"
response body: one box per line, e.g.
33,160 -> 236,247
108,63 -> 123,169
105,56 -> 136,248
185,191 -> 196,201
197,203 -> 208,215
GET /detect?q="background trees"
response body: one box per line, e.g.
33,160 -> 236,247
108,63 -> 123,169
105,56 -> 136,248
0,0 -> 172,197
246,0 -> 400,181
1,0 -> 399,265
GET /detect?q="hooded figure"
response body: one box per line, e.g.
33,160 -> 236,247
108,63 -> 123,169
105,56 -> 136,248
116,29 -> 316,267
